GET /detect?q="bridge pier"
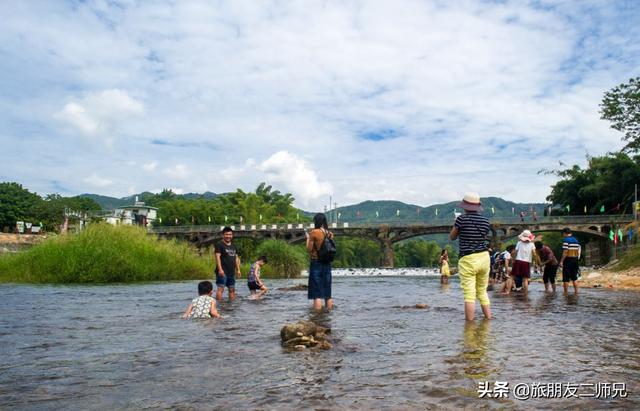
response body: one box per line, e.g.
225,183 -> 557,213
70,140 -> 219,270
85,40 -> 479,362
380,239 -> 394,268
584,237 -> 611,265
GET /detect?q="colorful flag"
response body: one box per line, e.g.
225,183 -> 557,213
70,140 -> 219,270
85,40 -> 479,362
208,216 -> 211,223
566,205 -> 570,212
240,216 -> 243,223
512,207 -> 515,214
376,211 -> 379,217
584,205 -> 587,213
225,215 -> 228,222
259,214 -> 262,221
614,231 -> 619,245
296,213 -> 299,220
158,217 -> 162,223
600,205 -> 605,213
491,206 -> 495,214
396,209 -> 400,216
338,212 -> 341,219
435,208 -> 438,216
618,229 -> 624,240
609,230 -> 614,241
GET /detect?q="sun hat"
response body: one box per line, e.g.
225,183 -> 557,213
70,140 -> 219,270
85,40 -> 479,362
518,229 -> 535,242
458,192 -> 482,212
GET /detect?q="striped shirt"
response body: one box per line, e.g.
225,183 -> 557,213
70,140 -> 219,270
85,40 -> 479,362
454,212 -> 490,257
562,236 -> 581,259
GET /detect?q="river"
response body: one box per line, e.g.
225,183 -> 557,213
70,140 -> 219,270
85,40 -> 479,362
1,271 -> 638,409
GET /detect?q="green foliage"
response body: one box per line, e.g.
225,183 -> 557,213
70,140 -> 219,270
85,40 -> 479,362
600,77 -> 640,152
0,224 -> 211,283
255,239 -> 308,278
394,240 -> 457,268
149,183 -> 307,226
545,153 -> 640,214
0,182 -> 102,232
332,237 -> 381,267
0,182 -> 41,230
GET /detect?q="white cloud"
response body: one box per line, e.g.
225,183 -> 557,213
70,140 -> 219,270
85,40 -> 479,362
142,162 -> 157,172
55,89 -> 143,136
162,164 -> 189,180
258,151 -> 333,207
83,173 -> 113,188
1,1 -> 639,208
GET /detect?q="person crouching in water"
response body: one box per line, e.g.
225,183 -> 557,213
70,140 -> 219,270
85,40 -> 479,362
535,240 -> 558,293
183,281 -> 221,319
440,249 -> 451,284
449,192 -> 492,321
247,256 -> 268,299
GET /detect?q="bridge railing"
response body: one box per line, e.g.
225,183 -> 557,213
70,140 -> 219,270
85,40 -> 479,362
148,214 -> 635,234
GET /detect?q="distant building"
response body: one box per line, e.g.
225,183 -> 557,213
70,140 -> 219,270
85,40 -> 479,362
104,197 -> 158,226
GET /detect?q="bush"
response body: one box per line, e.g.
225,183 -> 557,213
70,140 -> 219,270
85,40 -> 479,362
255,239 -> 308,278
0,224 -> 211,283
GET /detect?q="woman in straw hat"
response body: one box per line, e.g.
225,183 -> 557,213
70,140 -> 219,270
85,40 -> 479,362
449,192 -> 492,321
503,229 -> 540,294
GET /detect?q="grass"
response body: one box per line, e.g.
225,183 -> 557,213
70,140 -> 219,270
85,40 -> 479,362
612,244 -> 640,272
0,224 -> 212,283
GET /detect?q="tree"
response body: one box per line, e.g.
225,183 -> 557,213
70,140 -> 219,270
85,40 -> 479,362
0,182 -> 42,230
546,153 -> 640,214
600,77 -> 640,152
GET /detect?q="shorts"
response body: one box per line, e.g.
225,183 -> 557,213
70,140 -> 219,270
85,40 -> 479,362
215,272 -> 236,288
247,281 -> 261,291
562,258 -> 580,282
543,264 -> 558,284
511,260 -> 531,278
514,275 -> 523,289
308,260 -> 332,300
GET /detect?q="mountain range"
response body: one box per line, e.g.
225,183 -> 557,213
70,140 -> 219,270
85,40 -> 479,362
80,192 -> 545,224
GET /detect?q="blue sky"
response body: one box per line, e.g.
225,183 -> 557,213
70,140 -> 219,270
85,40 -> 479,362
1,0 -> 639,210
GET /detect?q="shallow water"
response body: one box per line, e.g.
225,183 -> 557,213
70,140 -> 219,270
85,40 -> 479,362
1,272 -> 638,410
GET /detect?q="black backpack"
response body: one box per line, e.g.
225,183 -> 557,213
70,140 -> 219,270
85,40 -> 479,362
317,229 -> 337,263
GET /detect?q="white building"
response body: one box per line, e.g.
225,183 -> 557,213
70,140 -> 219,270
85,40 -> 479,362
104,197 -> 158,226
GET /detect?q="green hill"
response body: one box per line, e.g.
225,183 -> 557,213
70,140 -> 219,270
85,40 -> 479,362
323,197 -> 546,224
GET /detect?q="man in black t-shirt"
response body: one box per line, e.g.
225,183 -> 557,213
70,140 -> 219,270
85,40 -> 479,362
215,226 -> 241,301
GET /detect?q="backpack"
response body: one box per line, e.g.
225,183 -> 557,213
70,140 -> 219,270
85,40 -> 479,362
316,229 -> 337,263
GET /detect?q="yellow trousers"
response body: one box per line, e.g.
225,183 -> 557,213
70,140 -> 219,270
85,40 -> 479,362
458,251 -> 490,305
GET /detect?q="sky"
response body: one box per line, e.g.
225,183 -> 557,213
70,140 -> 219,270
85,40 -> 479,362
1,0 -> 639,211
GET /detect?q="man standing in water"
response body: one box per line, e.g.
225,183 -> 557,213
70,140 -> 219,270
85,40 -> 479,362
559,227 -> 580,295
449,192 -> 492,321
215,226 -> 241,301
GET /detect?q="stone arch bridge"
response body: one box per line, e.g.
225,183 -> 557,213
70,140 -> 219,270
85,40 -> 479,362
149,215 -> 634,267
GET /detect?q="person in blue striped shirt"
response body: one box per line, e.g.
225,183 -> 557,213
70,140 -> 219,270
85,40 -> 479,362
449,192 -> 492,321
559,227 -> 581,294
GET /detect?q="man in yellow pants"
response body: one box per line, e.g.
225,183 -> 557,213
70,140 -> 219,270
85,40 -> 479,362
449,192 -> 492,321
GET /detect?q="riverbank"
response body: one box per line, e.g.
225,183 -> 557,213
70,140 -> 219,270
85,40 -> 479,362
0,233 -> 47,254
579,267 -> 640,291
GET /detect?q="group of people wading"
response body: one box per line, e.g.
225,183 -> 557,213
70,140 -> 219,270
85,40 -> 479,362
184,192 -> 582,321
183,213 -> 334,319
445,192 -> 581,321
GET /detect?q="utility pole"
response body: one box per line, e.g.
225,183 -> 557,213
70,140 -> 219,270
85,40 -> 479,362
334,202 -> 338,224
329,196 -> 332,223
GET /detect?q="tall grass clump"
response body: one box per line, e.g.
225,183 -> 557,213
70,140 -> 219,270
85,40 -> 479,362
0,224 -> 211,283
254,239 -> 308,278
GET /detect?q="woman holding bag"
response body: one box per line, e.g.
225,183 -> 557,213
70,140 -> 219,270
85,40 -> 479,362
306,213 -> 334,311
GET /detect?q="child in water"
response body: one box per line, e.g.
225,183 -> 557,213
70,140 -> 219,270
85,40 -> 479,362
183,280 -> 221,319
440,249 -> 450,284
247,256 -> 268,299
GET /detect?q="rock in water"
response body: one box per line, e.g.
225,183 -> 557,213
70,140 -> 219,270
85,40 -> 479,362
415,303 -> 428,309
281,320 -> 318,342
294,345 -> 306,350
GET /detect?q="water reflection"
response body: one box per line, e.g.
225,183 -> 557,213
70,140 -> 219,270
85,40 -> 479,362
461,320 -> 493,380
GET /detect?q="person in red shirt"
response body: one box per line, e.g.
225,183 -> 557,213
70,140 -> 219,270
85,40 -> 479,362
534,240 -> 558,293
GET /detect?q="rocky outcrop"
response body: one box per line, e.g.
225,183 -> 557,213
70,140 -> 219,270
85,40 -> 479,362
281,320 -> 332,350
